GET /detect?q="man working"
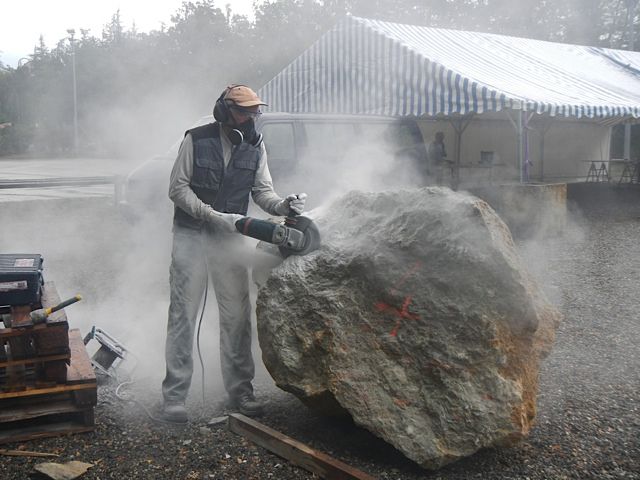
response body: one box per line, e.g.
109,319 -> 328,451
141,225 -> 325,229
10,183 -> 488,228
161,84 -> 306,423
427,131 -> 449,185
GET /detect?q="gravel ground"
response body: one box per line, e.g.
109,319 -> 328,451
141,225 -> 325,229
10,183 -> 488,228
2,189 -> 640,479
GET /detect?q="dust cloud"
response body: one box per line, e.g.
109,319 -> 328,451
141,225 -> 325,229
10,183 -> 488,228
0,198 -> 173,386
0,9 -> 607,418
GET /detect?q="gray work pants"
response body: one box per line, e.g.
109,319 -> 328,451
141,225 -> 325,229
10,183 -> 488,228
162,224 -> 254,403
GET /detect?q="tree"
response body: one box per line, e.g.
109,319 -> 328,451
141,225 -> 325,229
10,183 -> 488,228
103,10 -> 124,43
249,0 -> 337,86
0,0 -> 637,157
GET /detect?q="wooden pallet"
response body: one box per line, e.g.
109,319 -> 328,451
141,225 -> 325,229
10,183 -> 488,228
0,329 -> 97,444
1,282 -> 71,389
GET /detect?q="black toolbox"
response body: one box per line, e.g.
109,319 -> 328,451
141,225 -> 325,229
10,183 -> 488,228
0,254 -> 44,307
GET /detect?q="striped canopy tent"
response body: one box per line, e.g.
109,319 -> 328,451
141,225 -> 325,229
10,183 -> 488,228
259,16 -> 640,184
260,16 -> 640,121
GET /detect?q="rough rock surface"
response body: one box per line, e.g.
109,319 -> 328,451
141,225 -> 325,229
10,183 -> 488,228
256,187 -> 561,470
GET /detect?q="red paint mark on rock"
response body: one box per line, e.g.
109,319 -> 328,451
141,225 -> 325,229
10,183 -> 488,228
374,261 -> 423,337
376,296 -> 420,336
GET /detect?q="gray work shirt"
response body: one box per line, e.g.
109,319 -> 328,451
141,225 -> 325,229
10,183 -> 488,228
169,128 -> 283,220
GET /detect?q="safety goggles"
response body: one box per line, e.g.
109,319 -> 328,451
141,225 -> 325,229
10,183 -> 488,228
230,106 -> 263,119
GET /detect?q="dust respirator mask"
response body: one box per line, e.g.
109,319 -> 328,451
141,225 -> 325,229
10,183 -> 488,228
213,90 -> 263,147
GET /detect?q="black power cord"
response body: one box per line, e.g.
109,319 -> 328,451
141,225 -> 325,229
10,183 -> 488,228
116,273 -> 210,423
196,275 -> 208,408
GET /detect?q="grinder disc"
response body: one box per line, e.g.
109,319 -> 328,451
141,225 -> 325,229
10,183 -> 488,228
279,215 -> 321,258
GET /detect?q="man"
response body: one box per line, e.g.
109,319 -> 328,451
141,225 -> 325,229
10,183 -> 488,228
427,131 -> 449,185
161,84 -> 306,423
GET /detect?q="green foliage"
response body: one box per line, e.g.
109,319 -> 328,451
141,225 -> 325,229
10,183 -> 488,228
0,123 -> 32,155
0,0 -> 637,158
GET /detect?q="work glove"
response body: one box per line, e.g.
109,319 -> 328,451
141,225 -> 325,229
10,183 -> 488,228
203,207 -> 243,234
276,193 -> 307,216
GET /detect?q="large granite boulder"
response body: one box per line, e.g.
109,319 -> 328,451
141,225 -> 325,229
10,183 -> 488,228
255,187 -> 561,470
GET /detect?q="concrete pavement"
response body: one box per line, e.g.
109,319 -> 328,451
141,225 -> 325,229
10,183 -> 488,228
0,157 -> 137,202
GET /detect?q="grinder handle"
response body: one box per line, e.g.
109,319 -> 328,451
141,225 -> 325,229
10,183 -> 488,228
288,194 -> 299,218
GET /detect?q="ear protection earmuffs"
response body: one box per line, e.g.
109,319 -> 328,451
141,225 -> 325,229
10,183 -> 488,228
213,84 -> 263,147
213,84 -> 248,124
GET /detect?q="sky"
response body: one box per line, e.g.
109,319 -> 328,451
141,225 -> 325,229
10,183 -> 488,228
0,0 -> 257,67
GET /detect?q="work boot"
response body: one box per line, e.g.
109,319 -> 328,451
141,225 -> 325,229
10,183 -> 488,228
159,401 -> 188,424
227,393 -> 265,417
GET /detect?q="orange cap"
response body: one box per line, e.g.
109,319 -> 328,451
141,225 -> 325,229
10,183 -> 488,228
224,85 -> 268,107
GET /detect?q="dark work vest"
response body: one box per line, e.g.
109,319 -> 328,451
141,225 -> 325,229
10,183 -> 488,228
173,122 -> 261,230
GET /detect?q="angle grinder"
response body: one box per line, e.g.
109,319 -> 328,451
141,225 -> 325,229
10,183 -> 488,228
234,209 -> 321,258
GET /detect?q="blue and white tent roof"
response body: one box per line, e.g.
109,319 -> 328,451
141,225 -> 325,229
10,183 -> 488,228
259,16 -> 640,120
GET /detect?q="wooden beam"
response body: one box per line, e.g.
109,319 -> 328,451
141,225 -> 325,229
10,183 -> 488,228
0,381 -> 95,400
0,415 -> 94,445
65,329 -> 96,384
0,399 -> 87,423
227,413 -> 377,480
0,353 -> 70,369
0,448 -> 59,457
0,322 -> 66,339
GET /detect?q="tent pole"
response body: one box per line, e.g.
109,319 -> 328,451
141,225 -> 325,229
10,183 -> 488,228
624,123 -> 631,160
523,114 -> 551,183
623,0 -> 637,160
538,118 -> 553,182
506,108 -> 524,183
518,111 -> 523,183
455,126 -> 462,190
540,132 -> 545,182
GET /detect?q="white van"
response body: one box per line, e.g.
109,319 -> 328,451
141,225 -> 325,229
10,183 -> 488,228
120,113 -> 428,221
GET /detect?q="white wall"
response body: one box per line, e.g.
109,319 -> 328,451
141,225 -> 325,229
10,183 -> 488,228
538,121 -> 611,181
416,115 -> 611,184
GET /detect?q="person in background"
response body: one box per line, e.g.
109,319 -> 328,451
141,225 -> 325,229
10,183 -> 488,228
160,84 -> 306,423
427,131 -> 449,185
